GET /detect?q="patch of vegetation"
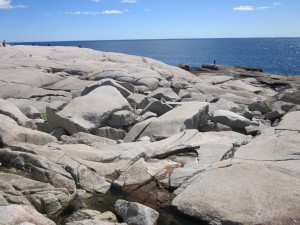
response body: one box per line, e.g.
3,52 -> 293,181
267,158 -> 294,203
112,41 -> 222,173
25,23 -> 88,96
41,112 -> 47,120
142,57 -> 148,63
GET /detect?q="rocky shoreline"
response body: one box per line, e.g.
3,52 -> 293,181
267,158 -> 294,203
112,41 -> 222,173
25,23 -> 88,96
0,45 -> 299,225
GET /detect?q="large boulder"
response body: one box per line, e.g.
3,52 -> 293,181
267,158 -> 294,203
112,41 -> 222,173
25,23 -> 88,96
50,86 -> 132,135
0,148 -> 76,192
81,79 -> 132,98
136,102 -> 209,140
97,127 -> 127,140
0,114 -> 57,146
142,99 -> 173,116
172,161 -> 300,225
171,111 -> 300,225
114,200 -> 159,225
147,87 -> 180,102
0,172 -> 71,217
126,93 -> 150,109
0,204 -> 56,225
213,109 -> 251,129
0,98 -> 34,128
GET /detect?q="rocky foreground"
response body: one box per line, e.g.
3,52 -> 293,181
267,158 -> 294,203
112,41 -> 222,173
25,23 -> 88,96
0,45 -> 299,225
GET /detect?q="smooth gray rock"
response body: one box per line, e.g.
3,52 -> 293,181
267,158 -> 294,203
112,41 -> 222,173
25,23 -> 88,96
172,111 -> 300,225
138,102 -> 209,140
114,200 -> 159,225
46,100 -> 68,131
81,79 -> 132,98
148,87 -> 180,102
277,111 -> 300,131
172,161 -> 300,225
126,93 -> 150,109
51,86 -> 132,135
123,118 -> 157,142
142,100 -> 173,116
213,109 -> 251,129
209,98 -> 244,115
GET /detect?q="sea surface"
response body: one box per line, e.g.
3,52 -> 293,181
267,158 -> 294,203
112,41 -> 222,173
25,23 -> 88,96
14,38 -> 300,76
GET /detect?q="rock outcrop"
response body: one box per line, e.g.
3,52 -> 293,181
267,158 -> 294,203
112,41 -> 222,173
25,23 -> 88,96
0,45 -> 299,225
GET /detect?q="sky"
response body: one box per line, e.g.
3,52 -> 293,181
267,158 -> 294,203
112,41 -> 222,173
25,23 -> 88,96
0,0 -> 300,42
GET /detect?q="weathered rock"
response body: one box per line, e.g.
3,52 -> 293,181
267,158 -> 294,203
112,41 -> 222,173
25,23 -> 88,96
137,102 -> 209,140
0,98 -> 34,128
81,79 -> 132,98
97,127 -> 126,140
0,148 -> 76,192
276,111 -> 300,130
248,101 -> 271,114
51,86 -> 132,135
213,109 -> 251,129
61,132 -> 116,147
123,118 -> 157,142
114,200 -> 159,225
147,88 -> 180,102
172,111 -> 300,225
46,101 -> 68,131
50,128 -> 67,140
172,160 -> 300,225
66,209 -> 117,223
0,114 -> 57,147
20,106 -> 42,119
0,172 -> 71,217
142,99 -> 173,116
0,204 -> 56,225
113,158 -> 179,193
273,88 -> 300,105
126,93 -> 150,109
208,98 -> 244,115
265,110 -> 285,120
108,110 -> 137,127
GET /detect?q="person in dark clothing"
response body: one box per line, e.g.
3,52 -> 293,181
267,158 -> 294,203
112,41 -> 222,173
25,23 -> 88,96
2,40 -> 6,47
214,59 -> 216,65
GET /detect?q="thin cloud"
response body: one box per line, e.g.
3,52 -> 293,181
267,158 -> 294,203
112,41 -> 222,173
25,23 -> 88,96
0,0 -> 26,9
233,3 -> 281,11
233,6 -> 254,11
102,10 -> 124,14
66,10 -> 124,15
66,11 -> 100,16
91,0 -> 101,2
121,0 -> 137,3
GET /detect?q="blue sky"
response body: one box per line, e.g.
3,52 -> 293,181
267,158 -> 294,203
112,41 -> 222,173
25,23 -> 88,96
0,0 -> 300,42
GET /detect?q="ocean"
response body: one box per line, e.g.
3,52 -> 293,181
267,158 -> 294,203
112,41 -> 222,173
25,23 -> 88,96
14,38 -> 300,76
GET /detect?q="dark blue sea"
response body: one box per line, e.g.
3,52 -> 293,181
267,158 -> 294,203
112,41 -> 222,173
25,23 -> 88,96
14,38 -> 300,76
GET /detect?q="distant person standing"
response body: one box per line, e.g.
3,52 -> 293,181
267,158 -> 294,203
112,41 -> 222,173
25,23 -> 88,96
2,40 -> 6,47
214,59 -> 216,65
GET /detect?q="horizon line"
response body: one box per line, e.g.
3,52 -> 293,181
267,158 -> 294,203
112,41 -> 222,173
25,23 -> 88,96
11,36 -> 300,44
